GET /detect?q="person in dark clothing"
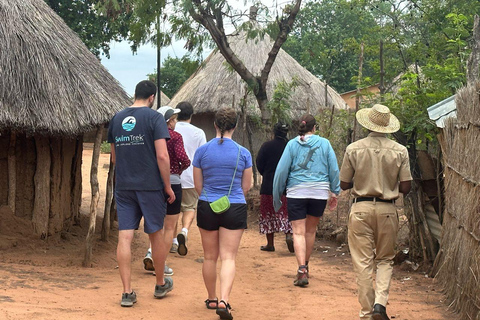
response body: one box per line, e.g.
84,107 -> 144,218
256,122 -> 294,253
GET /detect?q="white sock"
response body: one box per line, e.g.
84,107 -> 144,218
172,238 -> 179,245
181,228 -> 189,236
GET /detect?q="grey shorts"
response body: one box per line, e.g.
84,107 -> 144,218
115,190 -> 166,234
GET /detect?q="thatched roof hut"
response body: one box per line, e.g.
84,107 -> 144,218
169,24 -> 348,151
0,0 -> 130,238
170,29 -> 347,116
153,91 -> 171,109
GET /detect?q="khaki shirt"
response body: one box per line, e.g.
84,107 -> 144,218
340,132 -> 412,200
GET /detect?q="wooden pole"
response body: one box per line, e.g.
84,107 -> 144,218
379,40 -> 385,100
352,42 -> 364,142
7,132 -> 16,214
101,155 -> 115,242
32,136 -> 51,239
241,88 -> 258,187
467,15 -> 480,85
84,126 -> 103,267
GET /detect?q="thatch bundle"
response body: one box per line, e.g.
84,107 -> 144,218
152,91 -> 171,109
169,25 -> 348,115
0,0 -> 130,136
455,83 -> 480,126
435,87 -> 480,320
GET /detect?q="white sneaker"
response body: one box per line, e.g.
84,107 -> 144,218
177,231 -> 188,256
143,251 -> 154,271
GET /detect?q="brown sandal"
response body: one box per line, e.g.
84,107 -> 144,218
205,298 -> 218,309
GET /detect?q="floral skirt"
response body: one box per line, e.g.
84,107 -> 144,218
259,195 -> 292,234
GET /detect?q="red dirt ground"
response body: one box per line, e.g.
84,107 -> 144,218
0,148 -> 456,320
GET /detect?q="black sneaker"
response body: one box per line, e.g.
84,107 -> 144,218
120,291 -> 137,307
177,231 -> 188,256
372,303 -> 390,320
154,277 -> 173,298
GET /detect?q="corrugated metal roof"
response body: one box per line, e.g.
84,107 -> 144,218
427,95 -> 457,128
425,203 -> 442,243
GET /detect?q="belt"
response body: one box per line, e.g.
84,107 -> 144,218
354,197 -> 395,203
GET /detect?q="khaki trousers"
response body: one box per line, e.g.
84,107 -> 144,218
348,201 -> 399,319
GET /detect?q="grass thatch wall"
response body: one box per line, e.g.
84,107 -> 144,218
436,83 -> 480,320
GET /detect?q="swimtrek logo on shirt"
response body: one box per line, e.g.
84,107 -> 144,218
122,116 -> 136,132
115,134 -> 145,147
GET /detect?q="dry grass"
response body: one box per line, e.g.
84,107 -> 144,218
0,0 -> 131,136
169,25 -> 348,115
435,83 -> 480,320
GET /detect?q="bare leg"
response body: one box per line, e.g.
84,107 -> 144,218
181,209 -> 196,231
265,233 -> 274,247
305,215 -> 321,263
118,230 -> 135,293
218,228 -> 244,305
149,228 -> 168,286
199,228 -> 219,306
291,219 -> 307,266
164,214 -> 179,252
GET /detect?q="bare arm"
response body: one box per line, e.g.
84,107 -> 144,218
241,167 -> 253,196
154,139 -> 175,204
340,181 -> 353,190
193,167 -> 203,196
399,180 -> 412,195
110,144 -> 116,165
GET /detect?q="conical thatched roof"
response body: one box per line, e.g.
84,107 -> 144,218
169,26 -> 348,115
152,91 -> 171,109
0,0 -> 131,136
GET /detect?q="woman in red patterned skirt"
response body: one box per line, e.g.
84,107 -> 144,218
256,122 -> 294,252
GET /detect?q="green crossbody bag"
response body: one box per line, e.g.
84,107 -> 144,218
203,145 -> 241,214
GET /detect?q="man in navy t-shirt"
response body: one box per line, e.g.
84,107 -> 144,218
108,80 -> 175,307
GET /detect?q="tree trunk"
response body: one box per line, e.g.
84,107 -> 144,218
32,136 -> 51,239
84,126 -> 103,267
101,156 -> 115,242
242,88 -> 258,187
8,132 -> 16,214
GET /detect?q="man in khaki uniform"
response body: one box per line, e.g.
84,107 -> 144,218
340,104 -> 412,320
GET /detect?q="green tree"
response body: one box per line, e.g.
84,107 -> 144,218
147,55 -> 201,98
280,0 -> 381,93
45,0 -> 130,57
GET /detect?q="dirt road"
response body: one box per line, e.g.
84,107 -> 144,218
0,148 -> 453,320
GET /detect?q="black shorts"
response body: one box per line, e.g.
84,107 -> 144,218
166,184 -> 182,215
197,200 -> 247,231
287,198 -> 327,221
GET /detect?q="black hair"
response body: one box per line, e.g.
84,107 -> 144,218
214,108 -> 237,144
177,101 -> 194,121
298,114 -> 316,137
134,80 -> 157,100
274,122 -> 289,141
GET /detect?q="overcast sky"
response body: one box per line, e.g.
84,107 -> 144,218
100,0 -> 290,96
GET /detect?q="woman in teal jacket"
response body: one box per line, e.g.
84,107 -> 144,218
273,114 -> 340,287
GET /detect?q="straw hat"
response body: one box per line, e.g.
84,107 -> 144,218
356,104 -> 400,133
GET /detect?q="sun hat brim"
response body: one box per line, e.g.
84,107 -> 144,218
356,108 -> 400,133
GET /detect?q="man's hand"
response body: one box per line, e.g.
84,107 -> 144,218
165,186 -> 176,204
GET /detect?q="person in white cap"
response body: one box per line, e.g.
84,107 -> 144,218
340,104 -> 412,320
143,106 -> 191,277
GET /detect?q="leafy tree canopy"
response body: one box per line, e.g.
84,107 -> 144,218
45,0 -> 130,57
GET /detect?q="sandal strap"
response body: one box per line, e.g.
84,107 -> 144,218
219,299 -> 231,309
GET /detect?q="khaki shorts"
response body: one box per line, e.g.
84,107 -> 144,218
181,188 -> 199,212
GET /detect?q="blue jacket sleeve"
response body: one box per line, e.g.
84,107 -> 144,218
273,143 -> 293,212
326,141 -> 340,194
